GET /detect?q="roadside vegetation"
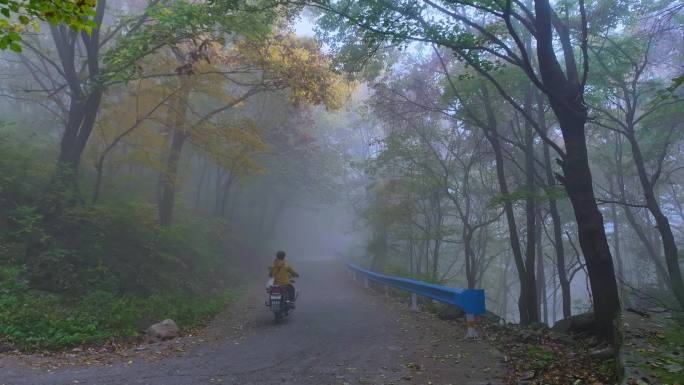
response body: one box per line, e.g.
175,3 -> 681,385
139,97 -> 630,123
0,0 -> 347,351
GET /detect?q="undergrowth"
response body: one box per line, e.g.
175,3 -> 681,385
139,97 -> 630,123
0,129 -> 245,351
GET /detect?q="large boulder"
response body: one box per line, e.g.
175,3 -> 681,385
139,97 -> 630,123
551,312 -> 596,335
145,319 -> 180,343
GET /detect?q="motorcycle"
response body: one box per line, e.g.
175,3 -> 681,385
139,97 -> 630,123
265,279 -> 297,323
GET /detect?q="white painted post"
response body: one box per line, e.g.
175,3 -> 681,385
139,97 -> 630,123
352,272 -> 357,281
410,293 -> 419,311
364,276 -> 369,289
384,285 -> 390,297
464,313 -> 479,339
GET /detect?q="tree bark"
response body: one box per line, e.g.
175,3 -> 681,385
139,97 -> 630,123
219,172 -> 237,217
158,129 -> 188,226
625,133 -> 684,308
194,156 -> 208,214
523,85 -> 540,323
43,0 -> 106,209
535,0 -> 620,340
480,85 -> 531,323
158,87 -> 190,226
608,175 -> 629,306
614,138 -> 671,290
536,207 -> 548,324
537,91 -> 572,318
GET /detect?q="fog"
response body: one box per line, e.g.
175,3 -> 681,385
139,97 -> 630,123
0,0 -> 682,356
267,205 -> 363,262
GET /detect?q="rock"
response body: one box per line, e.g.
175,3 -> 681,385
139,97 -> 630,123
517,329 -> 541,341
548,331 -> 574,344
551,312 -> 596,335
519,370 -> 535,380
589,346 -> 615,360
145,319 -> 180,343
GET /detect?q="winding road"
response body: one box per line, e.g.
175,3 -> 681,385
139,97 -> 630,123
1,260 -> 504,385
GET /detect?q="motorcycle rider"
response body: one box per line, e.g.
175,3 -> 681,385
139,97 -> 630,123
269,251 -> 299,304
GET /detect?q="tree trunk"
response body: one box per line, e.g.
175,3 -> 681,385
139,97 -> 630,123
499,253 -> 512,320
158,86 -> 190,226
43,0 -> 106,211
431,192 -> 443,280
537,90 -> 572,319
536,208 -> 548,324
194,156 -> 208,214
554,111 -> 620,339
523,86 -> 539,323
158,128 -> 188,226
214,165 -> 224,214
480,85 -> 530,324
220,173 -> 236,217
535,0 -> 620,340
626,133 -> 684,309
614,138 -> 671,290
464,227 -> 476,289
608,175 -> 629,306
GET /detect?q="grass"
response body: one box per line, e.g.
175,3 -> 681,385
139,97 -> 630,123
525,345 -> 556,368
641,318 -> 684,384
0,267 -> 240,351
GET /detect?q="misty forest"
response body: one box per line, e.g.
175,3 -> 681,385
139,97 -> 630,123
0,0 -> 683,384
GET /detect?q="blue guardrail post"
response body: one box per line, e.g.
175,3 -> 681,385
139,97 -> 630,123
347,263 -> 485,339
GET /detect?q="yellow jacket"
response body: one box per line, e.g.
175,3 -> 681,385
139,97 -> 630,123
269,259 -> 298,285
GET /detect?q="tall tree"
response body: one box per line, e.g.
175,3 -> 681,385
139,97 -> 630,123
301,0 -> 622,338
591,19 -> 684,308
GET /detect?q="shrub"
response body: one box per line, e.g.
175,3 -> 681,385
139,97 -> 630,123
0,268 -> 238,350
0,127 -> 244,351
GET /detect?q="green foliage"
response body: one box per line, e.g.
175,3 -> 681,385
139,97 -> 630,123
526,345 -> 556,368
488,185 -> 567,208
0,0 -> 96,52
0,130 -> 244,351
642,320 -> 684,384
103,0 -> 277,83
668,74 -> 684,92
0,266 -> 237,350
381,262 -> 443,285
0,127 -> 53,208
4,201 -> 238,295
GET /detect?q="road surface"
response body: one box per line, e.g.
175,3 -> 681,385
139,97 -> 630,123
0,260 -> 504,385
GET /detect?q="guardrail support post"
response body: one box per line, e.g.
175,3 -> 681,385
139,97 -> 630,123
352,272 -> 357,282
410,293 -> 418,312
464,313 -> 478,339
363,276 -> 369,289
384,285 -> 389,297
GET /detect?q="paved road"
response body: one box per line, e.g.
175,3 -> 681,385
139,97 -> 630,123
1,260 -> 504,385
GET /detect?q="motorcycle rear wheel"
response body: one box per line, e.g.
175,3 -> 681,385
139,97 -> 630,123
274,311 -> 283,323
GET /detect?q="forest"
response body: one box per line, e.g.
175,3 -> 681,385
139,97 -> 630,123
0,0 -> 682,384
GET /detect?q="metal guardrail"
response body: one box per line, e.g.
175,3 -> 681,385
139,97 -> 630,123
347,263 -> 485,338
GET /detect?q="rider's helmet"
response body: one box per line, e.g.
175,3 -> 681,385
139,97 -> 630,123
276,251 -> 286,260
